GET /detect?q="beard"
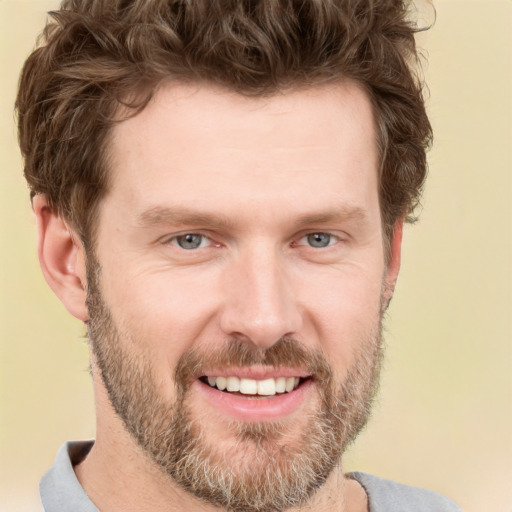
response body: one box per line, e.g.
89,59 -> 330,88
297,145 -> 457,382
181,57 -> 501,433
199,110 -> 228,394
86,261 -> 384,512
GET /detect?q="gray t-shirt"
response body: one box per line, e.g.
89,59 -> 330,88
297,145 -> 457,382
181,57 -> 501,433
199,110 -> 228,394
40,441 -> 463,512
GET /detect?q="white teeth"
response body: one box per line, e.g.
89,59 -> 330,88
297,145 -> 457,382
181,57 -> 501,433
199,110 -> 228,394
205,376 -> 302,395
216,376 -> 227,391
275,377 -> 286,393
240,378 -> 258,395
256,378 -> 276,396
226,376 -> 240,392
285,377 -> 295,392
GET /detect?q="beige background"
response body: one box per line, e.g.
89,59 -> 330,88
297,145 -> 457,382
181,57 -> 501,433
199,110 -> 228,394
1,1 -> 510,511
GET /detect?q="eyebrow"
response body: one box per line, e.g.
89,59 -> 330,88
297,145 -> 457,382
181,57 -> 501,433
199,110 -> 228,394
292,206 -> 369,227
135,206 -> 236,230
135,204 -> 369,230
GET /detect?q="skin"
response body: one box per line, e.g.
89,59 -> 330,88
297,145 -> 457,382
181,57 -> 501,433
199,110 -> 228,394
34,81 -> 402,512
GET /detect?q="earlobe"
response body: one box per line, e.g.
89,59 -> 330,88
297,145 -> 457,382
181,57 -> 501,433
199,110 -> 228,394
383,219 -> 403,305
33,195 -> 89,322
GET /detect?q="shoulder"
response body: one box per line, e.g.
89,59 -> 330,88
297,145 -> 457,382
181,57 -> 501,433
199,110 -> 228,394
40,441 -> 97,512
347,472 -> 463,512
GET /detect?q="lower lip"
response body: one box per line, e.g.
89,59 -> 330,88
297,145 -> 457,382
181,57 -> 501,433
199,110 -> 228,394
194,379 -> 313,422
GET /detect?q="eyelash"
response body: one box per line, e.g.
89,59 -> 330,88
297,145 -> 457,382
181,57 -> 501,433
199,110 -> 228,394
168,233 -> 214,250
295,232 -> 339,249
165,231 -> 341,251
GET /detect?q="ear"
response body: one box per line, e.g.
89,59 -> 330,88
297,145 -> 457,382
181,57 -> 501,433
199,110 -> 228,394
33,195 -> 89,322
383,219 -> 403,304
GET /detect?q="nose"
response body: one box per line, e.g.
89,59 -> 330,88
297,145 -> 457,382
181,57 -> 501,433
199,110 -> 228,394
219,243 -> 302,349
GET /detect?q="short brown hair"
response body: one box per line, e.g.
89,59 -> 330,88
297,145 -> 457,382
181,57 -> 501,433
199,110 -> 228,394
16,0 -> 432,250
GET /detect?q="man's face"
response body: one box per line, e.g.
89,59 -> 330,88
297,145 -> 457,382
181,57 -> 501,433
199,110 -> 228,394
86,82 -> 396,511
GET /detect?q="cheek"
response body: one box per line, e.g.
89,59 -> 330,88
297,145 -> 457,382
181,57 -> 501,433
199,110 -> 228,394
298,264 -> 384,371
98,263 -> 223,369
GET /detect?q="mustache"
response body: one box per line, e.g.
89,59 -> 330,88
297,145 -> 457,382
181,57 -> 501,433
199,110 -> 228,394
174,336 -> 333,395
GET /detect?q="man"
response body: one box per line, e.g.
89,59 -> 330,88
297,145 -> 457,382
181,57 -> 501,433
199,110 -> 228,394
16,0 -> 462,511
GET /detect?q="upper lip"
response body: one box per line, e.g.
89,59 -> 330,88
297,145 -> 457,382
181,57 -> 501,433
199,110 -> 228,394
198,367 -> 312,380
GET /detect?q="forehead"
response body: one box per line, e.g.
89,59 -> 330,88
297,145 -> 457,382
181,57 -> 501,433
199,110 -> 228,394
105,81 -> 379,224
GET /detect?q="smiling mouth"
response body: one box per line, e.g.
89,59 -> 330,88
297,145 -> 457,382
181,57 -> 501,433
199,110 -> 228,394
199,376 -> 309,396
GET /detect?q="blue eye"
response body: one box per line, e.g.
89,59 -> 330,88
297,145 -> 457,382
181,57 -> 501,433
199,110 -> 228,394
174,234 -> 208,250
306,233 -> 333,248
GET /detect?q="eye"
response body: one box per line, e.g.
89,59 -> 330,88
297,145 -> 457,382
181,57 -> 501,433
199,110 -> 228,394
304,232 -> 336,248
171,233 -> 210,250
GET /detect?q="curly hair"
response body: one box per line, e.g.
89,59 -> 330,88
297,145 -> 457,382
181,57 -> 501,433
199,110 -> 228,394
16,0 -> 432,251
